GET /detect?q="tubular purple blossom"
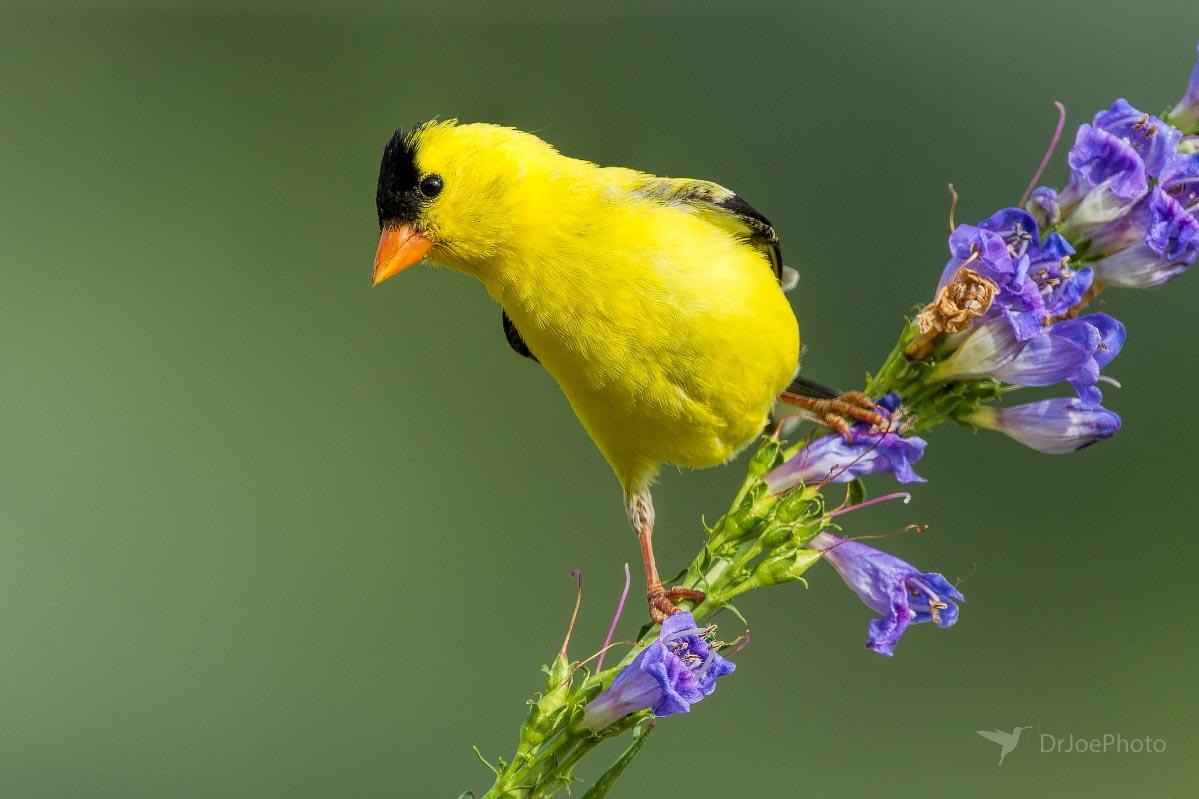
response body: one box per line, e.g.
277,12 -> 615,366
932,314 -> 1125,400
1088,186 -> 1199,289
965,398 -> 1120,454
937,209 -> 1090,339
765,394 -> 927,493
808,531 -> 963,656
979,209 -> 1090,319
580,612 -> 734,732
764,430 -> 927,492
1058,125 -> 1149,237
931,316 -> 1023,381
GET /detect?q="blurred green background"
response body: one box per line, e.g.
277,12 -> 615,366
1,0 -> 1195,796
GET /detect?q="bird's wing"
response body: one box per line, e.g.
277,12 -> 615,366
622,174 -> 789,285
976,730 -> 1006,745
502,311 -> 538,362
500,174 -> 791,363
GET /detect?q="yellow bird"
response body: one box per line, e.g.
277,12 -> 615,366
371,120 -> 880,621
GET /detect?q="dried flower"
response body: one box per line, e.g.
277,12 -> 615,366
916,266 -> 998,334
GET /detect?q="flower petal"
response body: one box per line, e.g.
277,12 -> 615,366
1059,125 -> 1149,236
1093,98 -> 1182,177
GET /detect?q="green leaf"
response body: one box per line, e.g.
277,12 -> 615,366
845,478 -> 867,509
580,722 -> 654,799
634,620 -> 655,643
456,792 -> 475,799
471,746 -> 499,776
717,602 -> 749,627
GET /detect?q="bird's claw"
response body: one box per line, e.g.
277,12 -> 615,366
647,585 -> 706,624
811,391 -> 888,442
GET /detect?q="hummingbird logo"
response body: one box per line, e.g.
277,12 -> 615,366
976,726 -> 1032,766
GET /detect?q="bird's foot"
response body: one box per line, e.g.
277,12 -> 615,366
780,390 -> 888,442
647,585 -> 707,624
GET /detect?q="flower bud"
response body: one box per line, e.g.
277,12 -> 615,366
759,525 -> 795,550
519,653 -> 573,750
1025,186 -> 1061,229
752,549 -> 822,587
747,438 -> 784,477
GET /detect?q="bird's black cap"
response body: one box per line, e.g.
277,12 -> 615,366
376,126 -> 421,227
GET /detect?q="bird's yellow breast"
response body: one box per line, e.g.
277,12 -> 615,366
467,171 -> 799,491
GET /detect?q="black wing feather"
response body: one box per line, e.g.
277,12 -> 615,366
624,176 -> 785,284
713,193 -> 784,282
502,311 -> 538,362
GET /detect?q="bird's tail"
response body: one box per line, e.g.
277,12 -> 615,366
780,374 -> 842,402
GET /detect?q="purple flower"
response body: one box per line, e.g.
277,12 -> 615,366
1026,186 -> 1061,229
1030,233 -> 1093,318
1088,186 -> 1199,289
1168,41 -> 1199,131
1160,152 -> 1199,215
933,314 -> 1125,402
966,398 -> 1120,454
1093,99 -> 1182,177
581,612 -> 734,731
979,209 -> 1091,319
808,531 -> 963,656
765,394 -> 927,493
1058,125 -> 1149,237
938,210 -> 1093,338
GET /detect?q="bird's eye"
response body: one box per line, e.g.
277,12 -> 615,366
419,174 -> 444,198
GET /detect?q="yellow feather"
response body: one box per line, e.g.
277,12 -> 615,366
404,122 -> 799,492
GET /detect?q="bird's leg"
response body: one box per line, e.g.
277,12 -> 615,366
627,487 -> 705,624
778,389 -> 888,442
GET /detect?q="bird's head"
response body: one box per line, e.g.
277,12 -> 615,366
372,119 -> 557,285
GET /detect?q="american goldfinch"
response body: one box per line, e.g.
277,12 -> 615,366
372,120 -> 882,621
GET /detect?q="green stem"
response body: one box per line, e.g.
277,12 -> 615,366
475,318 -> 963,797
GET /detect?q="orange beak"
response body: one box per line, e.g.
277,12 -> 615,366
372,223 -> 433,286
